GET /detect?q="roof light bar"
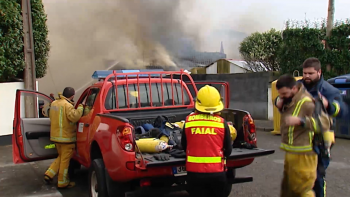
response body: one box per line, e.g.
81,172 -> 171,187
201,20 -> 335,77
92,69 -> 165,79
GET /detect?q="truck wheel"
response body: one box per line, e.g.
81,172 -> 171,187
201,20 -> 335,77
68,159 -> 81,179
223,184 -> 232,197
89,159 -> 109,197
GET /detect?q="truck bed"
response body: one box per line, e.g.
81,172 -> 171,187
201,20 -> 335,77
110,108 -> 193,127
109,108 -> 275,168
139,148 -> 275,168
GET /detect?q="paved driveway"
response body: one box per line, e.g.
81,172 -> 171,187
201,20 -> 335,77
1,131 -> 350,197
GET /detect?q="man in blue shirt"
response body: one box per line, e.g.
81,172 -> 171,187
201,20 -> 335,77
299,57 -> 348,197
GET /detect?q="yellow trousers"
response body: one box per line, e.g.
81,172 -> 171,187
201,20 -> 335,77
281,152 -> 317,197
45,143 -> 75,188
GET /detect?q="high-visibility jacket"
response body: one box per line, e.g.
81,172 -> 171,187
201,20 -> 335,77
277,84 -> 330,153
184,113 -> 226,173
49,95 -> 83,143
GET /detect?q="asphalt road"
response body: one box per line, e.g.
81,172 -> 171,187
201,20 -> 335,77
1,131 -> 350,197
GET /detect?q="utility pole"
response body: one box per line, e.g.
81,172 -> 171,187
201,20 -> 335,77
326,0 -> 335,49
22,0 -> 37,118
325,0 -> 335,72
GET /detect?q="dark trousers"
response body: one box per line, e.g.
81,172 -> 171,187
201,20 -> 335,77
313,146 -> 330,197
186,172 -> 228,197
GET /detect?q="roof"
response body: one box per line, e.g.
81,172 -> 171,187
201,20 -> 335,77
205,59 -> 268,72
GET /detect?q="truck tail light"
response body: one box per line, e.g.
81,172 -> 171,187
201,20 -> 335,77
117,126 -> 134,152
140,179 -> 151,187
243,114 -> 257,147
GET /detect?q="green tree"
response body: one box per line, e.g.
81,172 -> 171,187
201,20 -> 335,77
239,28 -> 282,71
0,0 -> 50,82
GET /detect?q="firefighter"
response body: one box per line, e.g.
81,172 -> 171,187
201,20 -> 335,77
299,57 -> 347,197
43,87 -> 84,189
275,75 -> 331,197
181,85 -> 232,197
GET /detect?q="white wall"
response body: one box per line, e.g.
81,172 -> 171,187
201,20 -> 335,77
0,82 -> 38,136
267,87 -> 273,120
206,62 -> 217,74
229,64 -> 247,73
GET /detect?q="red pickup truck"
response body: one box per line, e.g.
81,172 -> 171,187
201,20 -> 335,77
12,69 -> 274,197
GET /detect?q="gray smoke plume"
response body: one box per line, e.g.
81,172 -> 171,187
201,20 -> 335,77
39,0 -> 281,96
40,0 -> 201,95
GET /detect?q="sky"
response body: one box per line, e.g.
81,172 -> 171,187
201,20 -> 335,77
39,0 -> 350,96
192,0 -> 350,54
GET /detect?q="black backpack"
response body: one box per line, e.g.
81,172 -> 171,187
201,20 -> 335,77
313,93 -> 332,159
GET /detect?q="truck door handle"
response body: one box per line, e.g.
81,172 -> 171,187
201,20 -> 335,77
84,123 -> 90,127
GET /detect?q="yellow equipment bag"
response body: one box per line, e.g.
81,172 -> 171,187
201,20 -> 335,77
174,121 -> 185,129
135,138 -> 169,153
160,135 -> 169,143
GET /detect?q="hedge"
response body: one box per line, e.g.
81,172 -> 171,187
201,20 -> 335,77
278,19 -> 350,79
0,1 -> 24,82
0,0 -> 50,82
240,19 -> 350,79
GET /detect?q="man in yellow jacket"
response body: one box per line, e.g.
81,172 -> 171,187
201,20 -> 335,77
275,75 -> 331,197
43,87 -> 84,188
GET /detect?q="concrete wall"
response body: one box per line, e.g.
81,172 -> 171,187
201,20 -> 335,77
191,72 -> 278,120
0,82 -> 38,137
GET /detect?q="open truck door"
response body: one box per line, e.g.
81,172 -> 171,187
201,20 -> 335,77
12,89 -> 58,164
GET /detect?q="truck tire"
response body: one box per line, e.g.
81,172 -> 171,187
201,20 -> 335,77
89,159 -> 109,197
89,158 -> 127,197
223,184 -> 232,197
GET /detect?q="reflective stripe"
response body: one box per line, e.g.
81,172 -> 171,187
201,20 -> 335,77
51,136 -> 76,142
332,101 -> 340,117
288,97 -> 312,145
58,169 -> 69,186
280,143 -> 313,152
309,131 -> 314,145
307,116 -> 318,133
185,121 -> 224,128
47,168 -> 56,176
187,156 -> 222,163
59,106 -> 63,138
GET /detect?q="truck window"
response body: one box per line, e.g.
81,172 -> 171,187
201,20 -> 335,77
82,88 -> 100,116
105,82 -> 190,109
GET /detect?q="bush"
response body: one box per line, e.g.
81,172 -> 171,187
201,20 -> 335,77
239,18 -> 350,80
0,1 -> 24,82
30,0 -> 50,78
0,0 -> 50,82
278,19 -> 350,79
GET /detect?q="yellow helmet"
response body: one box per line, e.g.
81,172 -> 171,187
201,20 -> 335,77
229,125 -> 237,141
195,85 -> 224,113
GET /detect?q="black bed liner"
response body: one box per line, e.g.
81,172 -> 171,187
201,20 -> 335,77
140,148 -> 275,168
